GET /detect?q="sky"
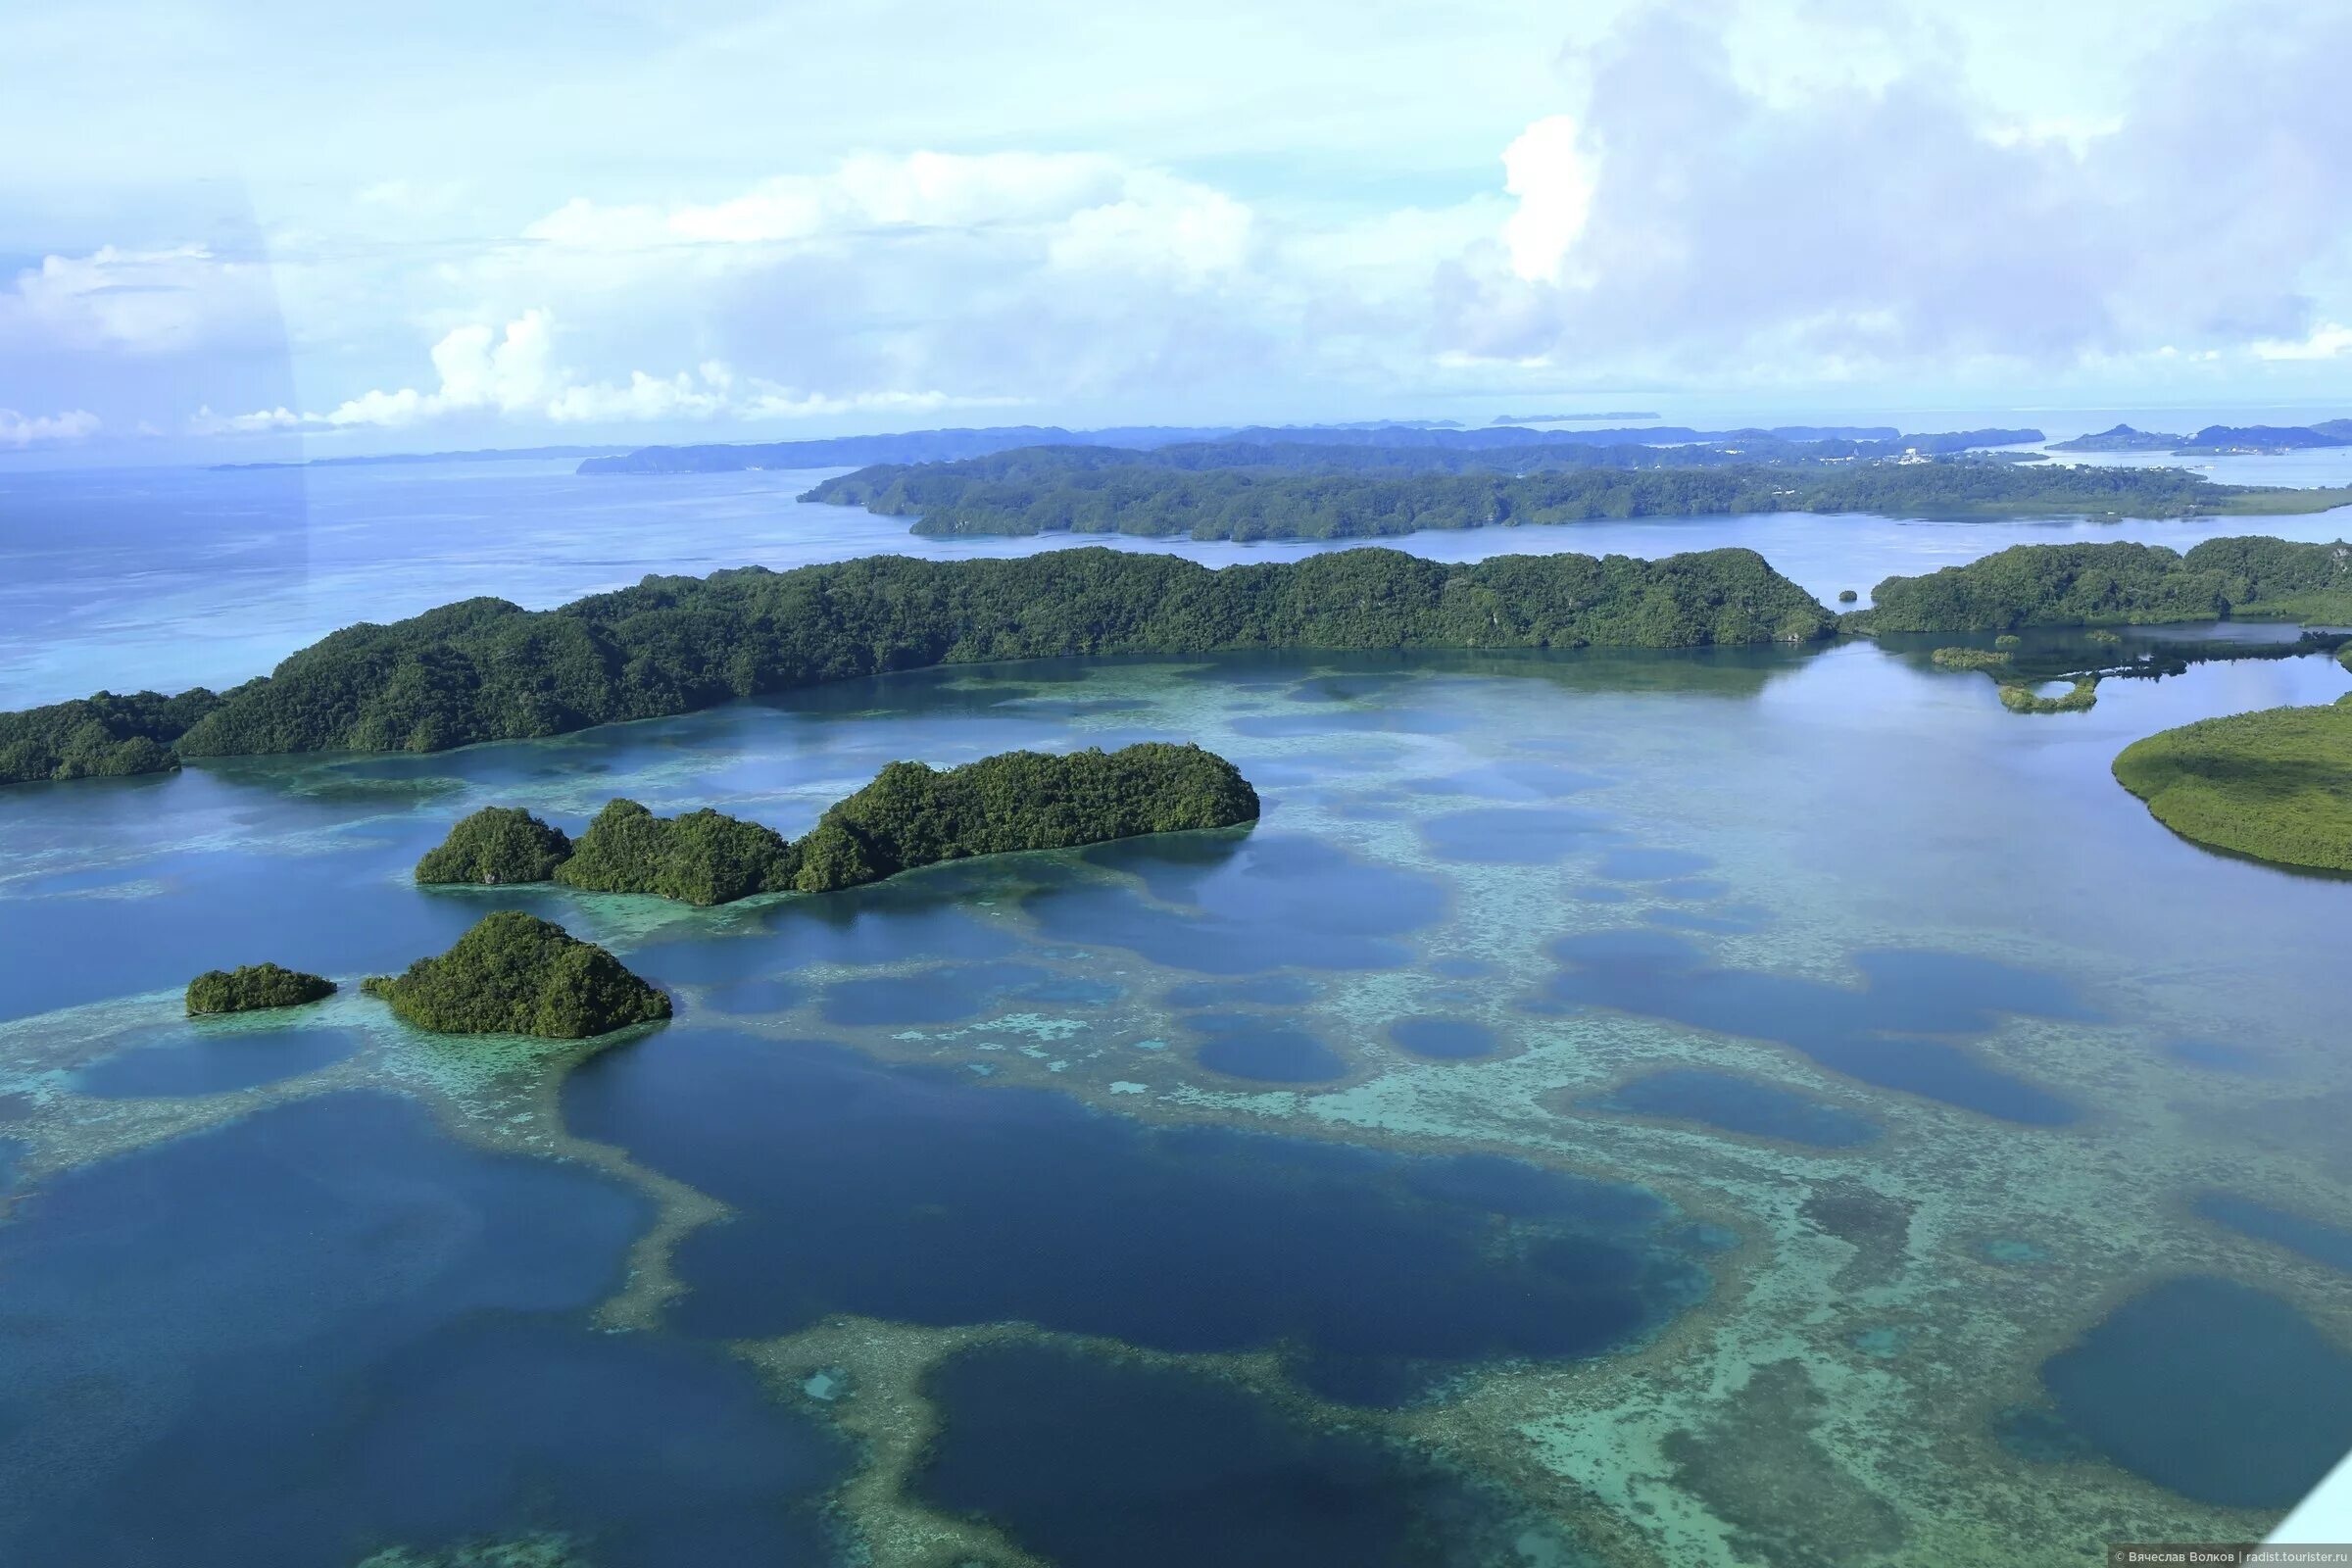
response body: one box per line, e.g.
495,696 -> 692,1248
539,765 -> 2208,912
3,0 -> 2349,464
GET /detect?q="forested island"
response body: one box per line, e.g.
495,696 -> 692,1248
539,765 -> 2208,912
413,807 -> 575,884
554,800 -> 800,905
2046,425 -> 2185,453
0,547 -> 1834,785
363,911 -> 670,1038
1849,536 -> 2352,633
2048,419 -> 2352,456
802,446 -> 2329,541
2113,702 -> 2352,871
185,962 -> 336,1015
796,743 -> 1260,891
416,745 -> 1260,905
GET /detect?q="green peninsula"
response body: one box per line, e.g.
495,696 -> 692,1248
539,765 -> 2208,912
185,962 -> 336,1015
554,800 -> 798,906
415,807 -> 574,885
2113,702 -> 2352,871
0,687 -> 227,786
1850,537 -> 2352,633
0,547 -> 1833,785
362,911 -> 670,1039
412,744 -> 1261,905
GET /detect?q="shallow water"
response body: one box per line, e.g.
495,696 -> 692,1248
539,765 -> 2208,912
1,618 -> 2350,1562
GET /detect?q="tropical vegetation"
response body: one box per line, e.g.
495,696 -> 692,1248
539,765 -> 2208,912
0,546 -> 1834,784
2113,701 -> 2352,870
362,910 -> 670,1038
1854,537 -> 2352,633
554,800 -> 800,906
415,807 -> 575,885
185,962 -> 337,1015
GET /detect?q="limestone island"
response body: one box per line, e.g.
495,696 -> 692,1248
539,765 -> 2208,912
362,911 -> 671,1039
794,740 -> 1261,893
2112,700 -> 2352,871
414,742 -> 1261,906
553,799 -> 799,906
185,962 -> 337,1015
2046,424 -> 2185,453
413,806 -> 574,885
0,546 -> 1838,786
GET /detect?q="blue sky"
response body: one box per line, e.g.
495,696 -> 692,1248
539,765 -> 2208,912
3,0 -> 2348,462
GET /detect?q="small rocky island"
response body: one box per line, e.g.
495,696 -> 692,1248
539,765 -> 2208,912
794,741 -> 1261,893
414,806 -> 575,885
554,800 -> 798,905
362,911 -> 671,1039
412,742 -> 1261,905
185,962 -> 337,1015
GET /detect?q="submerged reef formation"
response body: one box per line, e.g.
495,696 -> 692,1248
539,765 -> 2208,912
414,807 -> 575,885
1,545 -> 1836,783
1849,536 -> 2352,633
794,742 -> 1260,893
415,744 -> 1259,905
362,910 -> 671,1038
184,962 -> 336,1015
554,800 -> 799,906
2113,701 -> 2352,870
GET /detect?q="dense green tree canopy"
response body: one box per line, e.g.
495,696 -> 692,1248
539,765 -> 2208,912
401,744 -> 1260,905
2113,701 -> 2352,871
0,546 -> 1833,787
553,800 -> 801,906
361,910 -> 670,1039
795,743 -> 1260,893
803,449 -> 2339,541
0,687 -> 226,786
415,807 -> 575,886
184,962 -> 336,1015
1855,537 -> 2352,632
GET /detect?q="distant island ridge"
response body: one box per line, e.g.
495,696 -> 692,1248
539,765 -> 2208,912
213,445 -> 632,472
1492,412 -> 1662,424
188,414 -> 2352,474
579,421 -> 1995,476
2050,419 -> 2352,456
799,436 -> 2348,542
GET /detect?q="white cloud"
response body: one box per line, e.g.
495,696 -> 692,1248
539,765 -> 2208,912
0,244 -> 276,356
1046,172 -> 1253,286
200,309 -> 1011,434
2253,323 -> 2352,361
1444,3 -> 2352,384
0,407 -> 99,447
1500,116 -> 1596,283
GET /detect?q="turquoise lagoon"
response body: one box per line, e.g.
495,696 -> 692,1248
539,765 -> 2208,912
2,542 -> 2352,1562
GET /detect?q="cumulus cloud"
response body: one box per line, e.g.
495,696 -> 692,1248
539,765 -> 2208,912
0,244 -> 277,356
0,407 -> 100,447
2253,323 -> 2352,362
200,309 -> 1010,434
1444,3 -> 2352,382
93,6 -> 2352,445
1500,117 -> 1595,284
